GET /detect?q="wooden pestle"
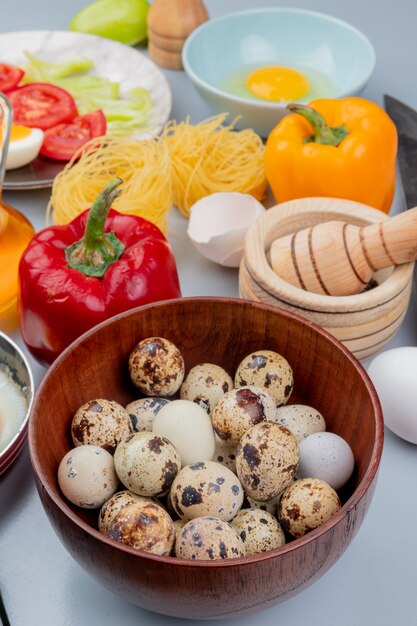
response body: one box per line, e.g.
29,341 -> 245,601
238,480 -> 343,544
270,207 -> 417,296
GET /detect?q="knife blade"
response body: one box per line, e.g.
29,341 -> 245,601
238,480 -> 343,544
384,94 -> 417,210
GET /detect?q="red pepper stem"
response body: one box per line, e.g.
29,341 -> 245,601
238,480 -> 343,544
287,103 -> 349,146
65,178 -> 125,278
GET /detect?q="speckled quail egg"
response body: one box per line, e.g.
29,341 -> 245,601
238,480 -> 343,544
153,399 -> 216,465
274,404 -> 326,442
212,385 -> 277,447
58,445 -> 119,509
235,350 -> 294,406
170,461 -> 244,522
125,397 -> 170,432
278,477 -> 341,538
236,422 -> 299,501
114,432 -> 181,497
297,432 -> 354,490
180,363 -> 234,414
175,516 -> 245,560
71,399 -> 132,454
128,337 -> 185,396
246,492 -> 286,516
173,519 -> 187,549
98,490 -> 153,533
213,434 -> 237,474
230,508 -> 286,554
107,499 -> 175,555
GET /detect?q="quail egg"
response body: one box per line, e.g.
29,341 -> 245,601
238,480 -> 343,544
235,350 -> 294,406
126,397 -> 170,432
180,363 -> 234,414
230,508 -> 286,554
297,432 -> 355,490
98,490 -> 153,533
175,516 -> 245,560
246,492 -> 286,516
212,385 -> 277,447
278,477 -> 341,538
170,461 -> 244,522
114,432 -> 181,497
128,337 -> 185,396
236,422 -> 299,501
107,499 -> 175,555
213,434 -> 237,474
274,404 -> 326,441
71,399 -> 132,453
58,445 -> 119,509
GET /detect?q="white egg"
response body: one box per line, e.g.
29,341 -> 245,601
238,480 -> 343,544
5,125 -> 44,170
367,347 -> 417,444
296,432 -> 354,490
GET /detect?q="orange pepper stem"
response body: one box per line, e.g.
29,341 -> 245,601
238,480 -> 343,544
287,103 -> 349,146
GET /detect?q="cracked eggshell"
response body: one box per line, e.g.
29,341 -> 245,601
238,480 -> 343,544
71,399 -> 132,454
175,516 -> 246,560
180,363 -> 233,415
128,337 -> 185,396
274,404 -> 326,442
114,432 -> 181,497
278,477 -> 341,538
236,422 -> 299,501
126,397 -> 170,432
98,490 -> 153,533
58,445 -> 118,509
170,460 -> 244,522
235,350 -> 294,406
187,192 -> 265,268
107,499 -> 175,556
297,432 -> 354,490
152,399 -> 216,466
212,385 -> 276,447
231,508 -> 286,555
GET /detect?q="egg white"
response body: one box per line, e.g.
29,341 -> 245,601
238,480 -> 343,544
6,127 -> 44,170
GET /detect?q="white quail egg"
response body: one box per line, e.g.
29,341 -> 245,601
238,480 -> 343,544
230,508 -> 286,554
235,350 -> 294,406
297,432 -> 354,490
128,337 -> 185,396
212,385 -> 276,447
98,490 -> 153,533
58,445 -> 118,509
236,422 -> 299,501
170,461 -> 244,522
125,397 -> 170,432
278,477 -> 341,538
274,404 -> 326,441
180,363 -> 233,414
175,516 -> 245,560
71,399 -> 132,453
114,432 -> 181,497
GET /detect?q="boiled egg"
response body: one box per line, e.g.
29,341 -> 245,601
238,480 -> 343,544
2,124 -> 43,170
246,66 -> 310,102
0,368 -> 27,454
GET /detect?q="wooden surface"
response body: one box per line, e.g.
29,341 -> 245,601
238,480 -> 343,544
241,198 -> 414,359
29,297 -> 383,619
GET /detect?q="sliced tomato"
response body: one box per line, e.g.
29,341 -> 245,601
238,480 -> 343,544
0,63 -> 24,93
8,83 -> 78,130
40,110 -> 107,161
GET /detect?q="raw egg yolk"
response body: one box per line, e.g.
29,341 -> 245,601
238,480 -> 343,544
246,66 -> 309,102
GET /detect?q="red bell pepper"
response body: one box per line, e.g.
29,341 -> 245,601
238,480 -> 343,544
19,178 -> 181,365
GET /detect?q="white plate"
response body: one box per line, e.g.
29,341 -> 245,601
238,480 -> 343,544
0,30 -> 172,190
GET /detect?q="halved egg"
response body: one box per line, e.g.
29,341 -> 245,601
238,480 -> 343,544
2,124 -> 44,170
246,66 -> 310,102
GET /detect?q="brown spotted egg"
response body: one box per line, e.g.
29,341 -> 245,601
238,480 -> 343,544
230,508 -> 286,555
71,399 -> 132,454
128,337 -> 185,396
212,385 -> 276,447
125,397 -> 170,432
170,461 -> 244,522
236,422 -> 299,501
98,490 -> 153,533
235,350 -> 294,406
278,477 -> 341,538
246,492 -> 285,517
107,499 -> 175,555
114,432 -> 181,497
175,516 -> 245,560
180,363 -> 233,414
213,434 -> 237,474
274,404 -> 326,442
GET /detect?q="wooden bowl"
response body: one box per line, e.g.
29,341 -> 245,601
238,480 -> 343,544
29,297 -> 383,619
240,198 -> 414,360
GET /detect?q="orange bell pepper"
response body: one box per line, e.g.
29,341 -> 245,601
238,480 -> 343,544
264,97 -> 398,213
